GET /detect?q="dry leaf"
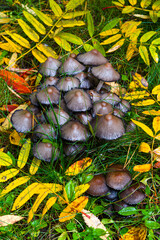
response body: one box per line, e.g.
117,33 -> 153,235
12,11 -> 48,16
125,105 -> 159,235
0,215 -> 23,226
41,197 -> 57,219
153,116 -> 160,134
29,157 -> 41,175
65,157 -> 92,176
133,164 -> 151,172
75,184 -> 90,199
17,139 -> 31,169
82,209 -> 111,240
154,162 -> 160,168
119,225 -> 147,240
9,130 -> 25,146
131,119 -> 154,138
59,196 -> 88,222
139,142 -> 151,153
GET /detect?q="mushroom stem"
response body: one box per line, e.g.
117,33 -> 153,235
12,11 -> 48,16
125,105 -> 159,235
96,80 -> 104,92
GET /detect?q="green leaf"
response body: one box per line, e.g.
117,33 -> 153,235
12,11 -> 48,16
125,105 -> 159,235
18,19 -> 39,42
131,119 -> 154,137
100,34 -> 122,45
118,207 -> 138,216
140,31 -> 156,43
152,0 -> 160,10
139,45 -> 150,65
145,220 -> 160,229
151,38 -> 160,45
0,168 -> 19,182
101,18 -> 121,32
0,176 -> 30,198
31,7 -> 53,26
49,0 -> 63,17
122,6 -> 135,13
149,45 -> 158,63
87,12 -> 94,37
83,44 -> 94,52
23,11 -> 46,35
65,181 -> 75,202
17,139 -> 31,169
92,38 -> 106,56
57,32 -> 83,45
149,11 -> 158,23
0,152 -> 12,166
66,0 -> 85,11
140,0 -> 152,8
63,11 -> 89,19
54,36 -> 71,51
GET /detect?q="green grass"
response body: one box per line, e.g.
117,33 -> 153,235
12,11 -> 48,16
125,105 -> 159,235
0,0 -> 160,239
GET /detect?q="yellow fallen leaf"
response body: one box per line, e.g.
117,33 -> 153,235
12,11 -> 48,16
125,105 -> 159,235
9,130 -> 25,146
29,157 -> 41,175
0,118 -> 5,123
139,142 -> 151,153
65,157 -> 92,176
75,184 -> 90,199
152,84 -> 160,94
142,110 -> 160,115
0,215 -> 23,226
17,139 -> 31,169
153,146 -> 160,155
41,197 -> 57,219
131,119 -> 154,137
119,225 -> 147,240
133,164 -> 152,172
153,116 -> 160,134
59,196 -> 88,222
131,99 -> 155,106
0,148 -> 4,152
0,152 -> 13,166
0,168 -> 19,182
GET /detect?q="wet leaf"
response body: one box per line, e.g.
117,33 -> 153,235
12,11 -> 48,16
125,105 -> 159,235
0,168 -> 19,182
18,19 -> 39,42
59,196 -> 88,222
17,139 -> 31,169
49,0 -> 63,17
0,152 -> 12,166
65,157 -> 92,176
133,164 -> 151,172
82,209 -> 111,240
139,142 -> 151,153
41,197 -> 57,218
0,176 -> 30,198
29,158 -> 41,175
131,99 -> 155,106
131,119 -> 154,137
9,130 -> 25,146
139,45 -> 150,65
0,215 -> 23,226
75,184 -> 90,199
31,7 -> 53,26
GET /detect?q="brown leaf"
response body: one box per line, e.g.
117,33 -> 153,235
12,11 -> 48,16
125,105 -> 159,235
0,215 -> 23,226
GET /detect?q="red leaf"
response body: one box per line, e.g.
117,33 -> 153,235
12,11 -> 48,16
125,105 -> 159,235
0,70 -> 32,94
154,162 -> 160,168
0,104 -> 18,112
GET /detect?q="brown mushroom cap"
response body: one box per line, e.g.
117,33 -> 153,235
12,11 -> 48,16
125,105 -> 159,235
86,174 -> 109,196
120,182 -> 146,205
93,101 -> 113,116
101,93 -> 121,106
46,108 -> 70,126
61,120 -> 90,141
63,142 -> 85,156
91,62 -> 120,82
126,121 -> 136,132
59,57 -> 85,75
75,112 -> 92,125
30,91 -> 39,106
105,169 -> 132,190
92,114 -> 125,140
64,89 -> 92,112
113,108 -> 125,118
33,123 -> 56,139
41,77 -> 59,88
36,86 -> 60,105
116,99 -> 131,113
87,89 -> 101,103
77,49 -> 108,66
56,77 -> 80,92
74,72 -> 92,89
11,109 -> 35,133
39,57 -> 61,76
113,200 -> 129,212
32,142 -> 59,162
27,104 -> 40,115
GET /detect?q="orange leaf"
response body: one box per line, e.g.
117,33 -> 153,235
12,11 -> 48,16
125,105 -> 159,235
9,130 -> 25,146
119,225 -> 147,240
65,158 -> 92,176
0,104 -> 18,112
0,70 -> 31,94
154,162 -> 160,168
59,196 -> 88,222
133,164 -> 152,172
139,142 -> 151,153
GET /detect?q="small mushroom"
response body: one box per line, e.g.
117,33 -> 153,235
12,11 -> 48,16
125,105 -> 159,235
39,57 -> 61,76
46,108 -> 70,126
32,142 -> 59,162
33,123 -> 56,139
91,114 -> 125,140
105,164 -> 132,190
86,174 -> 109,196
61,120 -> 90,141
120,182 -> 146,205
126,121 -> 136,132
41,77 -> 59,88
64,89 -> 92,112
36,86 -> 60,105
116,99 -> 131,113
11,109 -> 35,133
27,104 -> 40,115
77,49 -> 108,66
74,72 -> 92,89
113,200 -> 129,212
101,93 -> 121,106
91,62 -> 121,92
59,57 -> 85,75
87,89 -> 101,103
92,101 -> 113,117
75,112 -> 92,125
63,142 -> 85,156
103,188 -> 118,201
30,91 -> 39,106
56,77 -> 80,92
113,108 -> 125,118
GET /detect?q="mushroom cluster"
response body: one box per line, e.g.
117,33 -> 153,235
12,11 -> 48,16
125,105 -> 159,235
86,164 -> 146,212
11,49 -> 134,162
